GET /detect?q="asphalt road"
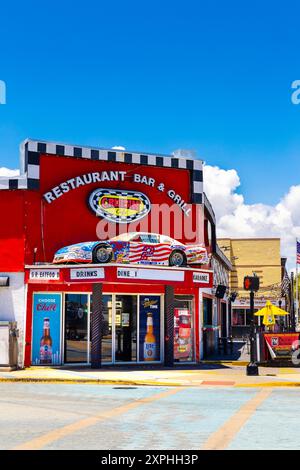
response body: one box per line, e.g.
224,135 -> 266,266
1,383 -> 300,450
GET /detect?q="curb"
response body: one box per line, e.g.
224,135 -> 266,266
202,361 -> 249,366
236,381 -> 300,388
2,377 -> 300,387
0,377 -> 182,387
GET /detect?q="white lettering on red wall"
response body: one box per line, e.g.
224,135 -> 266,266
117,268 -> 185,282
193,272 -> 210,284
70,268 -> 105,280
29,269 -> 60,280
43,171 -> 191,217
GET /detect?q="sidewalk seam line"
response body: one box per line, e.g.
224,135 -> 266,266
201,388 -> 272,450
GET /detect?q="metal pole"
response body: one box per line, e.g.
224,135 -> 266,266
246,290 -> 259,376
296,240 -> 299,329
91,283 -> 103,369
228,299 -> 232,338
291,272 -> 296,331
250,292 -> 255,363
164,285 -> 174,367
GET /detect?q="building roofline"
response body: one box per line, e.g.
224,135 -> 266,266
218,237 -> 281,241
0,139 -> 204,202
215,244 -> 233,271
21,138 -> 204,162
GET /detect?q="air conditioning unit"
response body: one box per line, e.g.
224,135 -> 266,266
0,321 -> 18,370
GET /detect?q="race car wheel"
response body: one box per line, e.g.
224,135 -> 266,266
169,250 -> 186,267
93,245 -> 112,264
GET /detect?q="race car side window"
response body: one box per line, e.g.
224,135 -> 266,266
160,235 -> 174,245
129,234 -> 142,242
140,234 -> 159,244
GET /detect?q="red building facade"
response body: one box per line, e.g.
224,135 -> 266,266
0,139 -> 218,368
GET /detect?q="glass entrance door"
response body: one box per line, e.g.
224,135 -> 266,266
114,295 -> 137,362
63,293 -> 160,364
64,294 -> 89,363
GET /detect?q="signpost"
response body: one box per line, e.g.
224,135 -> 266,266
244,275 -> 260,376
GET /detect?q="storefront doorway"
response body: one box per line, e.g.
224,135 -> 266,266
115,295 -> 137,362
62,293 -> 160,365
64,294 -> 89,363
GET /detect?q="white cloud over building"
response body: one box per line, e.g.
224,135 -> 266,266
204,164 -> 300,269
0,167 -> 20,177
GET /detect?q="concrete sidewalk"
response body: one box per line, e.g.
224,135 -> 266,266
1,363 -> 300,387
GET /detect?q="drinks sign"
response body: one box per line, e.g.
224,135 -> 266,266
31,293 -> 62,365
139,295 -> 161,362
70,267 -> 105,281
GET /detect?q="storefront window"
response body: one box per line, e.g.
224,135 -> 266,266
203,297 -> 213,326
139,295 -> 161,362
232,309 -> 245,326
115,295 -> 137,362
174,296 -> 194,362
61,293 -> 163,365
232,309 -> 258,326
246,309 -> 258,326
90,294 -> 113,363
64,294 -> 88,363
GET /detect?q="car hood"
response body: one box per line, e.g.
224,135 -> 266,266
55,242 -> 99,254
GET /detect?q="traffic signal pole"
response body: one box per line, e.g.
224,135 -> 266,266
246,290 -> 259,376
243,275 -> 259,376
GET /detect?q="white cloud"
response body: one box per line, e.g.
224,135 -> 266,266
0,167 -> 20,177
204,163 -> 300,269
111,146 -> 126,151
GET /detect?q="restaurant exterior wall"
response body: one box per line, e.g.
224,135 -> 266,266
0,139 -> 217,367
24,264 -> 213,366
0,272 -> 26,366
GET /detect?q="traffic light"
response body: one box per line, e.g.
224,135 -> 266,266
243,275 -> 259,292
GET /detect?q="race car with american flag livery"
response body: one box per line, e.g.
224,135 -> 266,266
53,232 -> 209,267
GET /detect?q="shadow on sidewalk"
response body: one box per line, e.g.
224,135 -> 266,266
204,340 -> 250,363
45,349 -> 250,374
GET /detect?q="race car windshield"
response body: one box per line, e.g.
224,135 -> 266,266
160,235 -> 184,246
111,233 -> 161,243
111,233 -> 136,242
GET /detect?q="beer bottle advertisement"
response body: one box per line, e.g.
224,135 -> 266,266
31,293 -> 62,365
139,295 -> 160,361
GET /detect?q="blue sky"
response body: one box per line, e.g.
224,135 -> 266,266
0,0 -> 300,205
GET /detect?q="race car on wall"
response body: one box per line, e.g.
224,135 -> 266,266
52,232 -> 209,267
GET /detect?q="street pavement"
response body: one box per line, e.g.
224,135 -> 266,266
1,363 -> 300,387
1,382 -> 300,450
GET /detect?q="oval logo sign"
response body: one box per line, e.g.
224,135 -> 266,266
88,188 -> 151,223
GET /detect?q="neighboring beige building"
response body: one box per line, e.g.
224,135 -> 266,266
218,238 -> 284,336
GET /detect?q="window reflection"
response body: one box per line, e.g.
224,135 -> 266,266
115,295 -> 137,362
64,294 -> 88,363
90,295 -> 113,363
174,296 -> 194,362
